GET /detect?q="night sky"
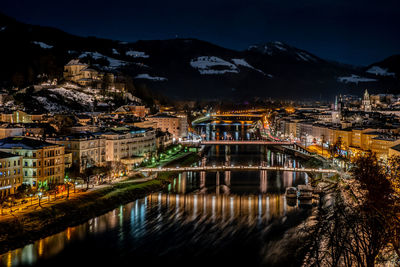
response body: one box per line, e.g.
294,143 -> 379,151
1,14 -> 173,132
2,0 -> 399,66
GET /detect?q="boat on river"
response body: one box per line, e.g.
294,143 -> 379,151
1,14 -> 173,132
297,185 -> 313,199
285,187 -> 298,198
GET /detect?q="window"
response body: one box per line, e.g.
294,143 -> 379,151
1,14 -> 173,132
33,162 -> 36,167
33,153 -> 36,157
14,161 -> 16,166
24,171 -> 27,176
24,162 -> 27,167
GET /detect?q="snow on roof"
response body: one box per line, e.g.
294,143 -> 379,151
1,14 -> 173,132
33,41 -> 53,49
66,59 -> 87,66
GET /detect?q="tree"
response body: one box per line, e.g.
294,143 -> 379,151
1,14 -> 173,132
302,153 -> 400,266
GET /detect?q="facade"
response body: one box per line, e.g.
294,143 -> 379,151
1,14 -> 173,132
114,105 -> 150,118
48,133 -> 106,172
361,90 -> 372,112
155,130 -> 173,149
63,60 -> 100,86
0,137 -> 65,187
0,125 -> 23,139
0,111 -> 44,124
0,151 -> 23,197
147,114 -> 188,139
102,127 -> 156,162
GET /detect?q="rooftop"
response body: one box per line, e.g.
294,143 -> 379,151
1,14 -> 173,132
0,137 -> 59,150
0,151 -> 20,159
391,144 -> 400,152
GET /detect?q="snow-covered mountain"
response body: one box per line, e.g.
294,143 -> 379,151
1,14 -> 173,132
0,13 -> 399,101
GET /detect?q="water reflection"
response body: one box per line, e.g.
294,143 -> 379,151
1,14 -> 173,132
2,190 -> 303,267
1,127 -> 313,267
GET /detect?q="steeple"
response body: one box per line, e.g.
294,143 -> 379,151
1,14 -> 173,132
363,89 -> 370,100
361,89 -> 371,112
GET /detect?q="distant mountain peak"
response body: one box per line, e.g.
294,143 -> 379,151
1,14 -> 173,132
248,41 -> 320,63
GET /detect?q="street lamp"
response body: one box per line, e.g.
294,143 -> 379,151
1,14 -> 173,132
38,192 -> 43,207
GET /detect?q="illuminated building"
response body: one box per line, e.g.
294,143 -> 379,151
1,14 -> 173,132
0,137 -> 65,187
0,151 -> 23,197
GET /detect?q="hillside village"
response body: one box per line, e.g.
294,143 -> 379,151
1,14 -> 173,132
0,57 -> 191,199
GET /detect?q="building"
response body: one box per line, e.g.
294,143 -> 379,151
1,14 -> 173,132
371,136 -> 400,160
113,105 -> 150,118
389,144 -> 400,157
147,114 -> 188,139
63,60 -> 101,86
0,111 -> 44,124
0,151 -> 23,197
0,125 -> 23,139
361,89 -> 372,112
155,130 -> 173,149
48,133 -> 106,172
102,127 -> 156,162
0,137 -> 65,187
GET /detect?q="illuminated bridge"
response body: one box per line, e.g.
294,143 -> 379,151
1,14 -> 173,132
192,113 -> 264,125
200,140 -> 294,145
141,165 -> 338,174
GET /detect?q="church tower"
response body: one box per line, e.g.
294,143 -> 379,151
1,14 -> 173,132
332,95 -> 341,124
361,89 -> 372,112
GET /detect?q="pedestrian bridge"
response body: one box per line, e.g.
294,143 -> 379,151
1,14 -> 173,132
200,140 -> 294,145
141,165 -> 337,174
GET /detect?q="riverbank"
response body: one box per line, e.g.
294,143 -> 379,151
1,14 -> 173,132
0,173 -> 176,254
0,151 -> 202,254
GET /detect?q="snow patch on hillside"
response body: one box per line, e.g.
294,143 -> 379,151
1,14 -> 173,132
34,96 -> 65,112
296,52 -> 317,62
33,41 -> 53,49
126,50 -> 149,58
135,74 -> 167,81
48,88 -> 94,106
0,26 -> 6,31
366,66 -> 395,77
112,48 -> 119,55
79,51 -> 127,68
273,41 -> 287,51
337,74 -> 377,84
231,58 -> 268,75
190,56 -> 239,74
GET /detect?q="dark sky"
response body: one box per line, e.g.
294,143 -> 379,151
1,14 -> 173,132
2,0 -> 400,65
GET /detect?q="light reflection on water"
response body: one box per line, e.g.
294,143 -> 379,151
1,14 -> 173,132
1,132 -> 314,267
0,169 -> 311,267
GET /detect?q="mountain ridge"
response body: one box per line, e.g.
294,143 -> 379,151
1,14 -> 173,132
0,12 -> 399,101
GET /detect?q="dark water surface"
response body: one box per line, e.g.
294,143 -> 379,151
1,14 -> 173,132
0,126 -> 311,267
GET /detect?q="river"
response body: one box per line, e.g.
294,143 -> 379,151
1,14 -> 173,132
0,124 -> 312,267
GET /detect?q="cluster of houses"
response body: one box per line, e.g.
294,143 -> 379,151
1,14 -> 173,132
272,90 -> 400,161
0,58 -> 190,198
